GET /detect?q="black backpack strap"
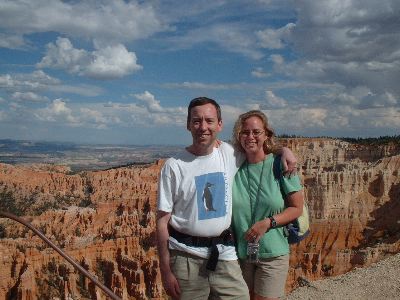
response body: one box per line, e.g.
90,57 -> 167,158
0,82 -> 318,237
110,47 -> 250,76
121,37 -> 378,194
273,154 -> 291,238
272,154 -> 286,199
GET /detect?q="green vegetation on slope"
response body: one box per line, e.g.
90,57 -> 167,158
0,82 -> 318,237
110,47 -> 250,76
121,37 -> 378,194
341,135 -> 400,146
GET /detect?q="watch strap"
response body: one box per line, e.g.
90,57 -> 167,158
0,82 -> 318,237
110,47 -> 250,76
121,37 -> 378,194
269,216 -> 277,228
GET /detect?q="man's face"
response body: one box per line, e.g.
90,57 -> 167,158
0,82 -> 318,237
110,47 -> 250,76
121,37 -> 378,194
187,103 -> 223,150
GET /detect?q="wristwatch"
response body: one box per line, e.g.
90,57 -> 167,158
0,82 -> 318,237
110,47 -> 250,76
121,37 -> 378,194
269,216 -> 277,229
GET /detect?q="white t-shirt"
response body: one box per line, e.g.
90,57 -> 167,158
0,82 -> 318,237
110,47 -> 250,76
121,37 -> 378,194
158,142 -> 243,260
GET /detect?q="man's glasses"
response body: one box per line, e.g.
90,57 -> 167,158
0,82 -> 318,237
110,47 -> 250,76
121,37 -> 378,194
240,130 -> 265,137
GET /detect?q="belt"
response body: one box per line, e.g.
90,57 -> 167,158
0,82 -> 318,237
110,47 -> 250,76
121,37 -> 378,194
168,225 -> 235,271
168,225 -> 235,247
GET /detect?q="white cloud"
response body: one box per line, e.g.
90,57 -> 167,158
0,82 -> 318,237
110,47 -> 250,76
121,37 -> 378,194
30,70 -> 61,85
80,108 -> 107,123
269,54 -> 284,65
319,86 -> 398,109
0,71 -> 102,104
33,100 -> 129,129
168,23 -> 264,59
0,70 -> 60,92
271,56 -> 400,109
51,99 -> 70,115
165,81 -> 235,90
1,1 -> 399,141
266,107 -> 328,131
132,91 -> 186,125
262,90 -> 287,109
0,74 -> 13,88
49,84 -> 103,97
85,44 -> 142,79
219,104 -> 243,125
37,38 -> 142,79
257,0 -> 275,4
0,33 -> 26,49
35,99 -> 78,124
256,23 -> 295,49
37,38 -> 88,73
0,110 -> 6,121
273,1 -> 400,96
359,91 -> 398,109
293,0 -> 400,62
251,67 -> 269,78
80,108 -> 109,129
11,92 -> 48,103
0,0 -> 165,47
34,99 -> 116,129
9,102 -> 22,111
368,108 -> 400,128
134,91 -> 164,113
242,0 -> 400,131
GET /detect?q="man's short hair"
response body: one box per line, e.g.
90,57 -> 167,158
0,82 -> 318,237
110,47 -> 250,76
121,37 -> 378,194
187,97 -> 222,126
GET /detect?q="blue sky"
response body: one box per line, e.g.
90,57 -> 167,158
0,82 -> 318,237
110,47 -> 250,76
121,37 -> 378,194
0,0 -> 399,145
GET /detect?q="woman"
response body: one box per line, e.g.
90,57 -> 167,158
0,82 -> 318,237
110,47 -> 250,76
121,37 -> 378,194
231,110 -> 304,300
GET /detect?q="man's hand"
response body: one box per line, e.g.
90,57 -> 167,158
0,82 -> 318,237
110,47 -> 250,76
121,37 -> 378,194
156,211 -> 181,299
281,147 -> 297,176
161,270 -> 181,299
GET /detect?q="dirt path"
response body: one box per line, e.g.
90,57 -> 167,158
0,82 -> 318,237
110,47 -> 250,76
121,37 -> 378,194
286,253 -> 400,300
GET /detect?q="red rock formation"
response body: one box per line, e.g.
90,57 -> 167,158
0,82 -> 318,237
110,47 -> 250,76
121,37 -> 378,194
0,138 -> 399,298
281,138 -> 400,290
0,163 -> 163,299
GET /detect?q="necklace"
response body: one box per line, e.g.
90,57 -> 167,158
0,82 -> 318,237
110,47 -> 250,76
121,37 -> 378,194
246,158 -> 266,225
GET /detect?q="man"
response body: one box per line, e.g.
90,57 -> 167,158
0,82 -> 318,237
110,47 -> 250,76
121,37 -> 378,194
157,97 -> 296,299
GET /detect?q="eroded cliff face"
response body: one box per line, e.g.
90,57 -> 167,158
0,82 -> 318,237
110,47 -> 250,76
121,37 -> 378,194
0,162 -> 163,299
282,138 -> 400,289
0,138 -> 399,299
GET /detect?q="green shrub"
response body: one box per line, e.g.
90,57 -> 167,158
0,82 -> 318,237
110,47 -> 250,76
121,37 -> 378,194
78,198 -> 92,208
0,223 -> 6,238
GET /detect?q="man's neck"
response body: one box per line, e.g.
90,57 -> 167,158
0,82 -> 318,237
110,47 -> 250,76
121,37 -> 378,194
186,144 -> 215,156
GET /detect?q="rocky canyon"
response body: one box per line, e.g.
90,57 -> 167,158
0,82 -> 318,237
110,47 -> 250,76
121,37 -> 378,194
0,138 -> 399,299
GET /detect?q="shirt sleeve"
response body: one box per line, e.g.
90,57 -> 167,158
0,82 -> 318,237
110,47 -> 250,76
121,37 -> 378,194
281,173 -> 302,196
276,155 -> 302,195
224,141 -> 245,169
157,160 -> 175,212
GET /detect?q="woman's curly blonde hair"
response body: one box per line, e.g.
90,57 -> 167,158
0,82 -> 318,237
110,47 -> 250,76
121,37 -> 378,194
232,110 -> 281,154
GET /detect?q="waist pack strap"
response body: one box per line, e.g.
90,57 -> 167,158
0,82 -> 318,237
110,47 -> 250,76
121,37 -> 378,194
168,226 -> 235,271
168,225 -> 235,247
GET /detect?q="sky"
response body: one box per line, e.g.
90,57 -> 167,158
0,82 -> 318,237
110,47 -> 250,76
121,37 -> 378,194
0,0 -> 399,145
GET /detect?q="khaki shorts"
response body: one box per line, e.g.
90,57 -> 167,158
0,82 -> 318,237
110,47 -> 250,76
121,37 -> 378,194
240,255 -> 289,298
170,250 -> 249,300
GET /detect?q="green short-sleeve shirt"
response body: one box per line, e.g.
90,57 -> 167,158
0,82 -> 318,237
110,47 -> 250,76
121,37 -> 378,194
232,154 -> 302,259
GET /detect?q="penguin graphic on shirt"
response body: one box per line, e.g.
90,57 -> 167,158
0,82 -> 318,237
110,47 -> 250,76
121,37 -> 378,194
203,182 -> 216,212
195,172 -> 225,220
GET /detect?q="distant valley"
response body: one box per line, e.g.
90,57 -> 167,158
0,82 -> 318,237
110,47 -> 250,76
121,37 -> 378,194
0,139 -> 185,172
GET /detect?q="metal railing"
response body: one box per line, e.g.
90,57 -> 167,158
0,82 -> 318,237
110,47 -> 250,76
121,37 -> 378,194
0,211 -> 121,300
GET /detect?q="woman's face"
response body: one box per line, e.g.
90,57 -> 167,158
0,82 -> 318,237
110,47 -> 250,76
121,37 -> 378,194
239,116 -> 268,155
